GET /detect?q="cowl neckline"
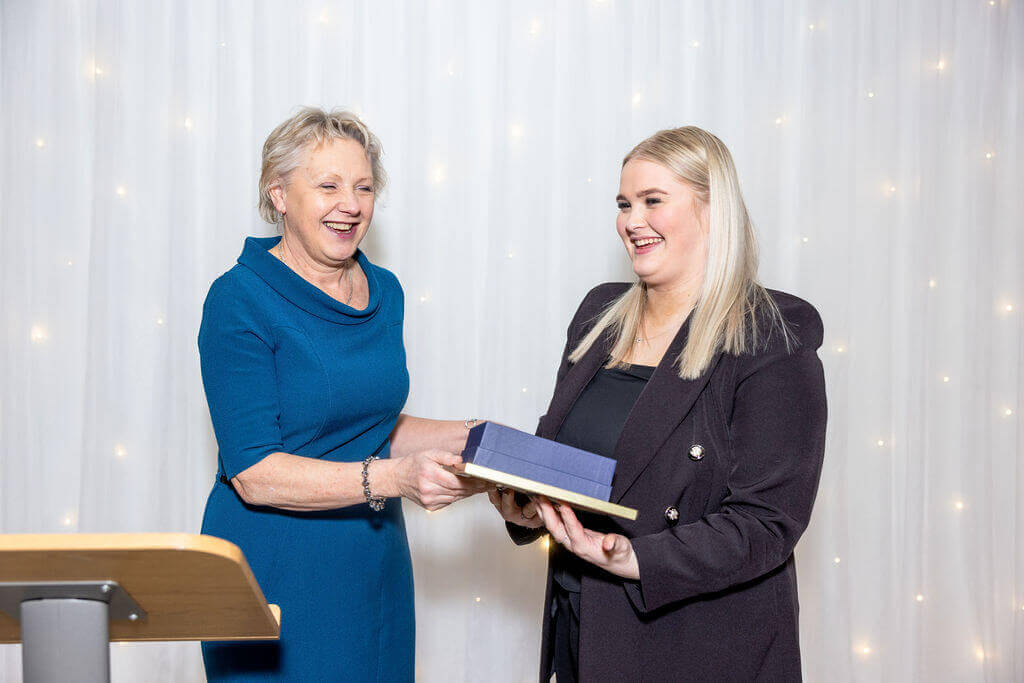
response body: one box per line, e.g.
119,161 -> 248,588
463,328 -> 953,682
238,236 -> 382,324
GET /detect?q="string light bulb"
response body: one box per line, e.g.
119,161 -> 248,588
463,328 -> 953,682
975,647 -> 985,662
114,444 -> 127,458
35,137 -> 46,148
954,500 -> 965,511
690,40 -> 701,48
985,151 -> 994,160
429,163 -> 447,185
1004,408 -> 1014,417
156,316 -> 165,326
317,8 -> 329,24
528,18 -> 542,38
833,556 -> 841,564
774,116 -> 784,126
928,278 -> 937,288
632,91 -> 644,108
942,376 -> 950,383
866,91 -> 875,99
915,594 -> 924,602
1004,303 -> 1013,312
507,123 -> 524,142
807,23 -> 815,31
30,325 -> 48,343
474,596 -> 481,603
876,439 -> 885,447
935,59 -> 946,71
116,186 -> 127,198
183,117 -> 193,131
62,514 -> 75,527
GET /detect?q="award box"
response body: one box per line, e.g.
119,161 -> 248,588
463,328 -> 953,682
458,423 -> 638,521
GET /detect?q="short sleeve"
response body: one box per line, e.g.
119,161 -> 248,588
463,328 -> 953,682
198,278 -> 284,479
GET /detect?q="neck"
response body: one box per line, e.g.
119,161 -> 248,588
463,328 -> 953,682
276,232 -> 357,291
642,276 -> 701,327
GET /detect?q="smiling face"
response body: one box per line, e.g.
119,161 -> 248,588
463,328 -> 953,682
269,137 -> 375,267
616,158 -> 708,290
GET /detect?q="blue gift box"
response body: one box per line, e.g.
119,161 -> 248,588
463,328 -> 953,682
461,422 -> 616,501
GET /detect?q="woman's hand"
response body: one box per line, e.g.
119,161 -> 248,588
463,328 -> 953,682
534,496 -> 640,580
487,487 -> 544,529
388,449 -> 488,511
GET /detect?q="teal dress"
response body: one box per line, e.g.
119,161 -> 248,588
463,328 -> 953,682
198,237 -> 413,682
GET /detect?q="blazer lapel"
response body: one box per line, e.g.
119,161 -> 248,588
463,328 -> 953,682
610,321 -> 722,503
537,331 -> 610,440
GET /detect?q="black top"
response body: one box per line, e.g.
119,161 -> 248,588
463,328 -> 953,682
551,362 -> 655,591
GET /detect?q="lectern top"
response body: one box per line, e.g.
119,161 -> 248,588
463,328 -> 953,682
0,533 -> 280,643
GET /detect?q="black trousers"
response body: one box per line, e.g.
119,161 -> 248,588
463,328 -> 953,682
551,585 -> 581,682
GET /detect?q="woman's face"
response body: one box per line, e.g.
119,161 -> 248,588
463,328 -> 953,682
616,158 -> 708,290
270,138 -> 375,266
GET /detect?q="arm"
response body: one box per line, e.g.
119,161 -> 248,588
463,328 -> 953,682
389,414 -> 473,458
625,345 -> 827,613
200,282 -> 478,513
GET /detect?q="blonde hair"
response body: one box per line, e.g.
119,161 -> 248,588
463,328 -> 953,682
258,107 -> 387,224
569,126 -> 790,379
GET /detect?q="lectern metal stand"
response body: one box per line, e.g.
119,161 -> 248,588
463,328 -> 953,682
0,534 -> 280,683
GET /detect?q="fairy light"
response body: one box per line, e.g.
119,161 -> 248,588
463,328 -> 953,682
586,177 -> 593,183
942,376 -> 950,383
886,184 -> 897,195
521,387 -> 528,393
690,40 -> 701,48
528,18 -> 542,38
1003,303 -> 1014,313
928,278 -> 937,288
116,186 -> 127,198
975,647 -> 985,662
915,594 -> 925,602
317,8 -> 329,24
833,345 -> 846,354
446,61 -> 456,77
935,59 -> 946,71
156,316 -> 165,326
866,91 -> 875,99
418,293 -> 430,303
1004,408 -> 1014,417
30,325 -> 48,343
66,260 -> 73,267
35,137 -> 46,148
62,513 -> 75,527
114,444 -> 127,458
183,117 -> 193,131
429,163 -> 447,185
774,116 -> 784,126
954,500 -> 965,511
508,123 -> 524,142
807,23 -> 815,31
507,250 -> 515,259
218,41 -> 227,47
985,151 -> 994,160
876,439 -> 885,447
802,236 -> 809,244
833,556 -> 841,564
632,91 -> 644,108
474,596 -> 481,603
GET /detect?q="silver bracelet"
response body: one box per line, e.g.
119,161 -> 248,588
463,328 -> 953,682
464,418 -> 480,430
361,455 -> 386,512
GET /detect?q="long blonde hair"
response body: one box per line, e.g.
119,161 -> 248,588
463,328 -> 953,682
569,127 -> 790,379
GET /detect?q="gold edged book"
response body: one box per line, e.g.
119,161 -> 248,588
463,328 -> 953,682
453,462 -> 638,521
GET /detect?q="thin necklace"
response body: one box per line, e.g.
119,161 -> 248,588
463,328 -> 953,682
276,242 -> 355,305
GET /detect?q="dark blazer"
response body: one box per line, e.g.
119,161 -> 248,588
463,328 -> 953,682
508,283 -> 827,682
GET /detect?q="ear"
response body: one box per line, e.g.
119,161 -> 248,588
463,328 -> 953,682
268,179 -> 287,216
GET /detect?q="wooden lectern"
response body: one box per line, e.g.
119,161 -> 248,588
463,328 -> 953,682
0,533 -> 280,682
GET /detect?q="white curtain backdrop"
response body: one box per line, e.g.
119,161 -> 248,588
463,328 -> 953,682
2,1 -> 1021,680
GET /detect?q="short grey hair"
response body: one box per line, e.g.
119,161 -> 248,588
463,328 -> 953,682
258,107 -> 387,224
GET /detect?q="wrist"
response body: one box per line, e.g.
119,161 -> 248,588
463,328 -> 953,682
369,457 -> 400,500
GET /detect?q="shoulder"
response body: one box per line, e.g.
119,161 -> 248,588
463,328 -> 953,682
199,266 -> 272,339
761,288 -> 824,352
569,282 -> 630,331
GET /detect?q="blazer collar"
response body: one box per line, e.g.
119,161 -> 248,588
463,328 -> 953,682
540,315 -> 721,503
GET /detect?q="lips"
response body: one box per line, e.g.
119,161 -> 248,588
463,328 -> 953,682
323,220 -> 356,236
631,235 -> 664,254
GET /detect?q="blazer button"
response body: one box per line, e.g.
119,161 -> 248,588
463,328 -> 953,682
689,444 -> 706,461
664,506 -> 679,525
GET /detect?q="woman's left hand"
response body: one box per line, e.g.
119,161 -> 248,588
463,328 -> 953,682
534,496 -> 640,581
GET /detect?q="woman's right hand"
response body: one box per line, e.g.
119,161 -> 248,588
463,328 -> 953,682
389,448 -> 487,511
487,487 -> 544,528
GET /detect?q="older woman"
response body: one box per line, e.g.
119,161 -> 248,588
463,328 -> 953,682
199,107 -> 485,682
491,127 -> 827,680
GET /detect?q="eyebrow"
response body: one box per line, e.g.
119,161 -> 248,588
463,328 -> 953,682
615,187 -> 668,201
